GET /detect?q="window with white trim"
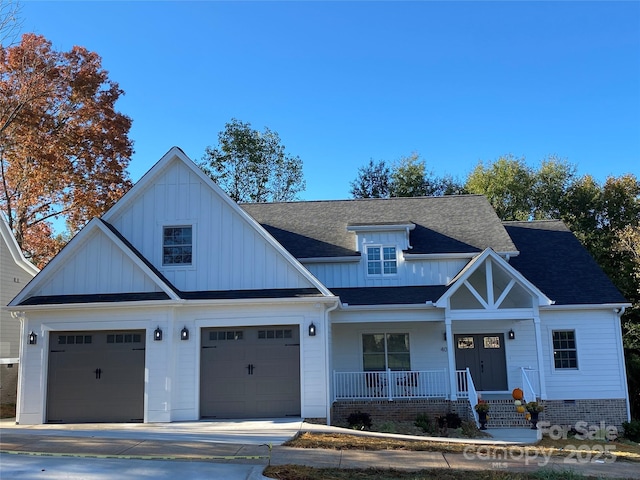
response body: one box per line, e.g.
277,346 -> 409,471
552,330 -> 578,369
362,333 -> 410,371
366,245 -> 397,275
163,226 -> 192,265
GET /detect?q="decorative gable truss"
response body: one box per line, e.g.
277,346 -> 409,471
436,249 -> 553,317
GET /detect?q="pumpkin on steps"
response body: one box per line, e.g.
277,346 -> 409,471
512,388 -> 524,400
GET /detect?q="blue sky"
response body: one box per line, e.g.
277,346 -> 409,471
20,1 -> 640,200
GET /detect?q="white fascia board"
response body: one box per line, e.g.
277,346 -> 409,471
346,223 -> 416,232
301,256 -> 361,264
6,295 -> 340,312
448,308 -> 537,321
404,251 -> 519,261
339,303 -> 438,312
541,303 -> 632,312
0,358 -> 19,364
5,300 -> 181,312
103,147 -> 333,297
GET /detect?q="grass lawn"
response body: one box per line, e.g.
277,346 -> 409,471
261,432 -> 640,480
263,466 -> 619,480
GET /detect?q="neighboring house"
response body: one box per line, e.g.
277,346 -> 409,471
1,213 -> 39,405
8,147 -> 630,429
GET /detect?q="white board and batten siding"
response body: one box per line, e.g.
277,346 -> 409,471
305,257 -> 468,288
540,309 -> 627,400
26,228 -> 163,297
107,157 -> 314,292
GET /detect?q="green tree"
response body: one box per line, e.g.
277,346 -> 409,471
390,153 -> 430,197
350,153 -> 464,199
465,155 -> 534,220
200,118 -> 305,203
349,159 -> 391,198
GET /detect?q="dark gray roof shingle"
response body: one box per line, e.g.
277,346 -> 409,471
504,220 -> 627,305
331,286 -> 450,305
242,195 -> 517,258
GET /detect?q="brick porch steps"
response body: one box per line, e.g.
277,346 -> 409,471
482,399 -> 539,428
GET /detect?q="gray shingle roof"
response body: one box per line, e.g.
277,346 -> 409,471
242,195 -> 517,258
331,286 -> 450,305
504,220 -> 627,305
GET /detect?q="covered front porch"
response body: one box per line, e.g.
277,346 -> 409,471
330,367 -> 541,429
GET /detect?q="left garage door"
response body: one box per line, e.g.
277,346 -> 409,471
46,330 -> 145,423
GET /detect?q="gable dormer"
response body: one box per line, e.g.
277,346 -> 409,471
347,222 -> 415,279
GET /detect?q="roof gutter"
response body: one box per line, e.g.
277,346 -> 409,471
5,295 -> 340,312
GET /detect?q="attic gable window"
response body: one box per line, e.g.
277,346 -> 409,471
163,226 -> 192,265
366,246 -> 397,275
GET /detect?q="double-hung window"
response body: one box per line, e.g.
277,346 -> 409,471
366,246 -> 397,275
552,330 -> 578,369
163,226 -> 192,265
362,333 -> 410,371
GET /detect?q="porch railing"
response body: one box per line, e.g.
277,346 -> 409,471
333,369 -> 448,401
521,367 -> 539,402
456,368 -> 479,426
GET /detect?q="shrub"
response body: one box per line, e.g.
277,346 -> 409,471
436,412 -> 462,429
459,420 -> 482,438
377,421 -> 396,433
347,411 -> 372,430
622,419 -> 640,442
414,413 -> 433,433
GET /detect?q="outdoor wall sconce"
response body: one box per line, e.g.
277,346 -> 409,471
508,329 -> 515,340
154,326 -> 163,341
180,326 -> 189,341
308,322 -> 316,337
28,331 -> 37,345
443,332 -> 447,341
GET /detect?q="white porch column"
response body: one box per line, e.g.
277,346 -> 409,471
445,316 -> 456,400
533,314 -> 547,400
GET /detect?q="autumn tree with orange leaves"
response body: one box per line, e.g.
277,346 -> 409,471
0,33 -> 133,267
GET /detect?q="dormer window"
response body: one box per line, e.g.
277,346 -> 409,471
163,226 -> 192,265
367,245 -> 397,275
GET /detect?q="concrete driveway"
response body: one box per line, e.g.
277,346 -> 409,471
0,417 -> 304,445
1,418 -> 302,480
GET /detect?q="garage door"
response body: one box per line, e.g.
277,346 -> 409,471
46,330 -> 145,423
200,325 -> 300,418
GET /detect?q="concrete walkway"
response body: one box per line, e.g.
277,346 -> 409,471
1,419 -> 638,479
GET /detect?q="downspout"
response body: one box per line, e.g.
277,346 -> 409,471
324,300 -> 340,426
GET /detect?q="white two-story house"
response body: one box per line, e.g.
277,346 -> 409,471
8,147 -> 630,428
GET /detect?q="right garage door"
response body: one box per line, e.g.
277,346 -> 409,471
200,325 -> 301,418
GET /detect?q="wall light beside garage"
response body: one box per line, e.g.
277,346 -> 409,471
181,326 -> 189,341
154,326 -> 163,341
28,331 -> 37,345
308,322 -> 316,337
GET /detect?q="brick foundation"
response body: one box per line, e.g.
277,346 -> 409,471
540,399 -> 628,432
331,398 -> 629,431
331,399 -> 473,426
